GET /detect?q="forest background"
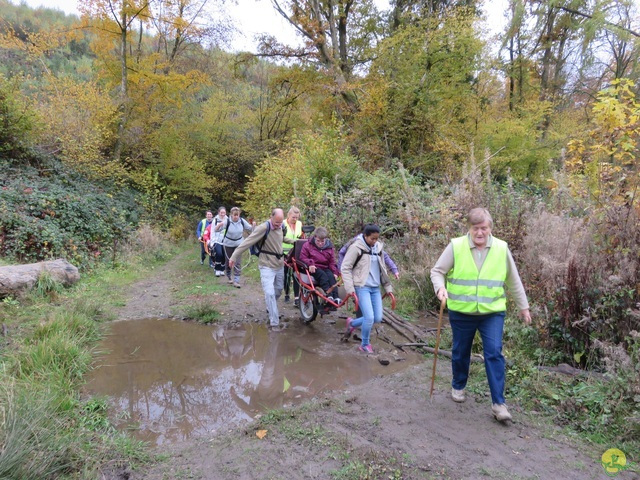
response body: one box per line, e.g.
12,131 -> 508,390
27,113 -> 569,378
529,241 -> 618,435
0,0 -> 639,476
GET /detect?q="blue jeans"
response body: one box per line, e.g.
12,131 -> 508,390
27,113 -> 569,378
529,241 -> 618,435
448,310 -> 506,404
260,266 -> 284,326
350,286 -> 383,347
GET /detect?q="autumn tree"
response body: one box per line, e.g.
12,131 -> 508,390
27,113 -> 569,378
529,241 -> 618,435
593,0 -> 639,84
79,0 -> 151,161
0,74 -> 36,162
355,6 -> 485,171
150,0 -> 232,74
258,0 -> 385,113
567,79 -> 640,205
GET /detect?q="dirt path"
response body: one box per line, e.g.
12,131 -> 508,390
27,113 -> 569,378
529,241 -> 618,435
113,249 -> 619,480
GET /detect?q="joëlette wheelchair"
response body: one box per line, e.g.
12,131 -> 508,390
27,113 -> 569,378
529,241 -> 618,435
284,226 -> 358,324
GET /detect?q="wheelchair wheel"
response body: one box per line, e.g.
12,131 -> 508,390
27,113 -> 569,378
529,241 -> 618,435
299,286 -> 318,324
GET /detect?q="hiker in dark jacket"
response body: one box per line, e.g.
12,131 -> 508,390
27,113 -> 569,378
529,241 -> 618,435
299,227 -> 340,305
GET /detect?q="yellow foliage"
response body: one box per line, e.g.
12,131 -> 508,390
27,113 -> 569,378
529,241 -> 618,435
241,129 -> 360,219
564,79 -> 640,206
34,76 -> 129,183
241,146 -> 308,219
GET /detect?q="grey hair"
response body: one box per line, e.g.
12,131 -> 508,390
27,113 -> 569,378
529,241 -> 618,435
314,226 -> 328,239
467,208 -> 493,228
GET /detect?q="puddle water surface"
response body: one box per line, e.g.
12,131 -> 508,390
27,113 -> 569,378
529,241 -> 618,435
85,318 -> 422,445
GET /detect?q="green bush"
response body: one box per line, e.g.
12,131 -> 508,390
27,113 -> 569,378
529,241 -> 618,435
0,74 -> 36,161
0,156 -> 141,267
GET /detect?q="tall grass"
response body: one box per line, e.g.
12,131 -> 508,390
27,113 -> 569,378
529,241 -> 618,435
33,271 -> 65,299
0,224 -> 172,478
0,378 -> 74,480
0,302 -> 103,476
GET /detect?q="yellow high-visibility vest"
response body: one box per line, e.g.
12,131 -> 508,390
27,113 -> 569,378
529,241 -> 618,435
446,235 -> 508,313
282,220 -> 302,253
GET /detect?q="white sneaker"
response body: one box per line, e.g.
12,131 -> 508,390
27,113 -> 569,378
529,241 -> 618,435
451,388 -> 466,403
492,403 -> 512,421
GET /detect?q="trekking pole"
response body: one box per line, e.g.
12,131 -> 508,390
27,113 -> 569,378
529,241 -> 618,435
429,297 -> 446,400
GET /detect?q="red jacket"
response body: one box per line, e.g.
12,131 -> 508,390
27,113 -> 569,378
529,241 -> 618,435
300,236 -> 339,276
202,224 -> 212,243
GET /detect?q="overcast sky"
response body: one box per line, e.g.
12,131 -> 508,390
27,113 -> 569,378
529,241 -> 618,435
11,0 -> 508,53
11,0 -> 306,52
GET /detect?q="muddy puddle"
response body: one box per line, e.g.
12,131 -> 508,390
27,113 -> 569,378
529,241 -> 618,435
85,318 -> 423,446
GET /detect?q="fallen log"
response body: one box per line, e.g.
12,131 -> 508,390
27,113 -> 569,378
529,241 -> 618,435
383,309 -> 424,341
381,312 -> 415,344
382,307 -> 449,344
0,259 -> 80,297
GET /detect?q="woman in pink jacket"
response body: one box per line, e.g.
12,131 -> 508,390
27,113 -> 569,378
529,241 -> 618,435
299,227 -> 340,309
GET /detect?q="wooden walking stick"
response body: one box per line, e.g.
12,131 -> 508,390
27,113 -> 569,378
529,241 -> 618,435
430,297 -> 447,400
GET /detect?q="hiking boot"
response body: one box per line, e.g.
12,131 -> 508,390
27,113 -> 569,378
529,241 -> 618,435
285,295 -> 290,302
492,403 -> 512,422
269,324 -> 285,332
294,297 -> 299,307
358,344 -> 374,354
233,282 -> 241,288
451,388 -> 466,403
228,278 -> 234,284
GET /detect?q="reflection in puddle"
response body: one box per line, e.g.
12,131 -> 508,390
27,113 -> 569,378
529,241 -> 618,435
85,318 -> 420,445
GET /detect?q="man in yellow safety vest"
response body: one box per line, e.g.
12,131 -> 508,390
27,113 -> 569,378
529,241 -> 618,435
430,207 -> 531,422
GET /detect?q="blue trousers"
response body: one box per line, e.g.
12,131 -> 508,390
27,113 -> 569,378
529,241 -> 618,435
448,310 -> 506,404
350,286 -> 383,347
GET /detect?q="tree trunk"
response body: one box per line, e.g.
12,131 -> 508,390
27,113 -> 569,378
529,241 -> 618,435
113,8 -> 129,162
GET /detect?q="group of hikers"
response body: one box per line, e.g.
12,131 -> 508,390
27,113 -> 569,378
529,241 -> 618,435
196,206 -> 532,422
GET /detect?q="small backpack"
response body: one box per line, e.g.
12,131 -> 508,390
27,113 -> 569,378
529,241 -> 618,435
222,216 -> 250,242
250,222 -> 271,256
339,237 -> 379,270
249,222 -> 284,259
